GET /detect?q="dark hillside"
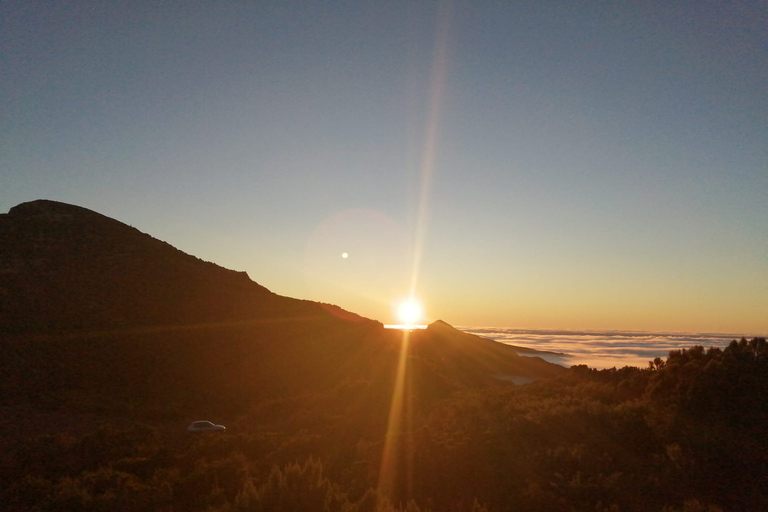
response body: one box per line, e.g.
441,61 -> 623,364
1,200 -> 765,511
0,200 -> 356,334
0,200 -> 570,511
0,199 -> 562,433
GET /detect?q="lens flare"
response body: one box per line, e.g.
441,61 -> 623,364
378,1 -> 452,505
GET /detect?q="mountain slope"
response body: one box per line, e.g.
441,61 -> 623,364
0,200 -> 564,427
0,200 -> 367,333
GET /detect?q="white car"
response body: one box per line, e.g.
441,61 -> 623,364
187,420 -> 226,433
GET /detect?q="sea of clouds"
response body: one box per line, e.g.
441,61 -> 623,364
458,327 -> 744,370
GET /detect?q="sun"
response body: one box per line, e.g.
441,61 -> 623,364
396,298 -> 423,326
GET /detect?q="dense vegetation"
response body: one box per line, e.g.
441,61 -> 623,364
3,337 -> 765,512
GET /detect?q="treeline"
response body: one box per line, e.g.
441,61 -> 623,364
3,338 -> 766,511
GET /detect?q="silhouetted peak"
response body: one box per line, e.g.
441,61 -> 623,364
2,199 -> 162,251
8,199 -> 108,220
427,319 -> 456,332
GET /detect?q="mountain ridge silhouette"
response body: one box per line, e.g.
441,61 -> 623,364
0,199 -> 564,424
0,199 -> 373,334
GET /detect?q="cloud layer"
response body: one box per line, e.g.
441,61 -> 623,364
459,327 -> 741,370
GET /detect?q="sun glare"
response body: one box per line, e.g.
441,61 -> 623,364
396,298 -> 423,326
384,298 -> 426,329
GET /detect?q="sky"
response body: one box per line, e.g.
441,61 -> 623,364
2,1 -> 766,334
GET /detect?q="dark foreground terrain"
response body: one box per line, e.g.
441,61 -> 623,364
1,201 -> 766,511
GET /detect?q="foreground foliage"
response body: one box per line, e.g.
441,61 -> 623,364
3,338 -> 766,511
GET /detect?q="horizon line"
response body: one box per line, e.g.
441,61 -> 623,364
384,324 -> 428,330
456,326 -> 763,338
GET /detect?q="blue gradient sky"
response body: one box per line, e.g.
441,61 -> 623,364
3,2 -> 766,333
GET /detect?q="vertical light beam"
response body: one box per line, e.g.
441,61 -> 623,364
409,1 -> 452,298
378,3 -> 453,505
377,329 -> 412,499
